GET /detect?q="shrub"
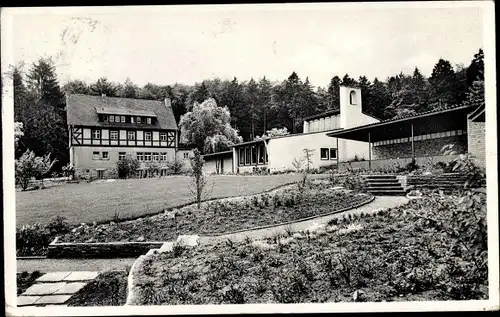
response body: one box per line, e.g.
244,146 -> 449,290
167,157 -> 184,175
116,154 -> 140,179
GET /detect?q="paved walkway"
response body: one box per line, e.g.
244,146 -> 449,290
18,271 -> 100,307
17,258 -> 136,273
201,195 -> 409,244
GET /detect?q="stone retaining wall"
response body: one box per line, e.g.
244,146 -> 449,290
47,238 -> 164,258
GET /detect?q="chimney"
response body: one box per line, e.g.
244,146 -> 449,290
164,97 -> 172,108
101,94 -> 106,97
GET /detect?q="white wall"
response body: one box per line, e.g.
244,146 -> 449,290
267,133 -> 338,172
339,86 -> 379,129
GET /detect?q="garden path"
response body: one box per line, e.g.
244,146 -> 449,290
200,195 -> 409,244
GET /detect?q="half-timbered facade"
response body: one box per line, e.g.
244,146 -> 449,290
66,94 -> 181,179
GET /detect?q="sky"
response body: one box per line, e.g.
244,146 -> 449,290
5,3 -> 486,89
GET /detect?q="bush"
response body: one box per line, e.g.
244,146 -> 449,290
17,216 -> 71,256
116,154 -> 140,179
167,157 -> 184,175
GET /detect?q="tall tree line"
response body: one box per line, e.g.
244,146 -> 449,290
12,49 -> 484,169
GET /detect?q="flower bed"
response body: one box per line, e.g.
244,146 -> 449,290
131,188 -> 487,304
58,183 -> 372,244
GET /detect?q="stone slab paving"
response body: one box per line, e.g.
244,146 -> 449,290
63,271 -> 100,282
17,271 -> 100,308
23,282 -> 67,296
34,295 -> 73,305
17,296 -> 42,307
52,282 -> 87,295
35,271 -> 72,282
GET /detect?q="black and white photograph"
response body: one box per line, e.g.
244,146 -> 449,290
2,1 -> 498,315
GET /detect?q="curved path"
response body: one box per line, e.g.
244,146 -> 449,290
17,196 -> 409,273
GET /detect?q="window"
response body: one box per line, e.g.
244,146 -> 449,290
93,151 -> 100,160
245,147 -> 251,165
457,130 -> 462,135
92,129 -> 101,139
147,117 -> 152,124
130,116 -> 135,123
103,115 -> 108,122
161,152 -> 168,161
184,152 -> 189,159
137,152 -> 144,161
97,170 -> 104,179
320,148 -> 329,160
115,115 -> 120,122
329,148 -> 337,160
137,117 -> 141,124
239,148 -> 245,165
349,90 -> 357,105
160,132 -> 167,141
145,153 -> 152,161
258,143 -> 265,164
110,130 -> 118,140
145,132 -> 152,140
161,169 -> 168,177
102,152 -> 109,160
121,116 -> 126,123
251,145 -> 257,165
110,115 -> 115,122
153,152 -> 159,161
119,152 -> 126,161
128,131 -> 136,140
451,130 -> 456,136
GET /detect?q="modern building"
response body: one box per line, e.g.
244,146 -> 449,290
203,86 -> 380,174
66,94 -> 193,179
327,103 -> 486,170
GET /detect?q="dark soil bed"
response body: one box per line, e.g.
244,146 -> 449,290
59,183 -> 372,243
17,271 -> 44,295
132,189 -> 488,304
66,270 -> 128,306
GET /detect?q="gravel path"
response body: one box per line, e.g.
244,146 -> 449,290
200,195 -> 409,244
17,258 -> 136,273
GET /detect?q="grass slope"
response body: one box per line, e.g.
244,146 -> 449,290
16,175 -> 315,227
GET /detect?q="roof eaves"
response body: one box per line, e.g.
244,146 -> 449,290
326,104 -> 476,137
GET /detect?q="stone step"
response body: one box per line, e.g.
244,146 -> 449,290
364,176 -> 398,180
367,186 -> 405,191
366,181 -> 402,186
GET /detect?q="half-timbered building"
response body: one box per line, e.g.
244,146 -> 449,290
66,94 -> 186,179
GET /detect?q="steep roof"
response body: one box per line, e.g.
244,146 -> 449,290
66,94 -> 178,130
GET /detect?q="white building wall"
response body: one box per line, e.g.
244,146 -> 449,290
267,133 -> 337,172
339,86 -> 379,129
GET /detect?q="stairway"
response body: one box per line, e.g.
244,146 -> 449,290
407,173 -> 468,190
363,175 -> 407,196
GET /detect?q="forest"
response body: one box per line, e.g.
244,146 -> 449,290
11,48 -> 484,171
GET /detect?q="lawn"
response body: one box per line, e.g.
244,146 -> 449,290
132,188 -> 488,304
16,174 -> 320,227
59,182 -> 372,243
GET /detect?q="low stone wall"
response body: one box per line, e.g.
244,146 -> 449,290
338,155 -> 460,172
47,237 -> 164,258
407,173 -> 467,190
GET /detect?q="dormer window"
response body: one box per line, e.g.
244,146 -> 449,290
137,117 -> 141,124
350,90 -> 357,105
131,117 -> 135,123
147,117 -> 152,124
109,116 -> 115,122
